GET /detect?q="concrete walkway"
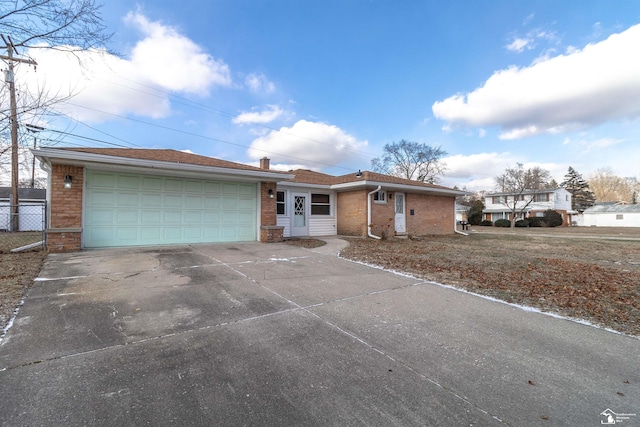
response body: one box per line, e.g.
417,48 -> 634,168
0,238 -> 638,426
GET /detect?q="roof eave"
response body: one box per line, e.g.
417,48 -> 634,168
330,180 -> 465,196
32,148 -> 293,182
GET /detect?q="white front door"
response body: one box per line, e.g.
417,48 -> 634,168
291,192 -> 309,236
395,192 -> 406,233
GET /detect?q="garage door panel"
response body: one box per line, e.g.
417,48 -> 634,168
117,193 -> 139,207
142,176 -> 163,190
118,175 -> 140,189
85,171 -> 257,247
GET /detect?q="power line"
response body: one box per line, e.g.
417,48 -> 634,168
63,102 -> 361,172
98,74 -> 378,160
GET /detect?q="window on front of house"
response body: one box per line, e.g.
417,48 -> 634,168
616,214 -> 624,220
276,191 -> 285,215
373,191 -> 386,203
535,193 -> 550,202
311,193 -> 331,215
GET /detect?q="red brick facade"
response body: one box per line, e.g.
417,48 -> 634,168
337,189 -> 454,238
337,190 -> 368,236
260,181 -> 283,242
47,164 -> 84,252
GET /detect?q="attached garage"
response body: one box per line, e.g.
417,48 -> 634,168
84,171 -> 258,247
32,148 -> 292,252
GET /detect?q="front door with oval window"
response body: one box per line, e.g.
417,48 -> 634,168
395,192 -> 406,234
291,193 -> 309,236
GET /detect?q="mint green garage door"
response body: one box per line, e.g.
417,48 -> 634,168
84,171 -> 257,248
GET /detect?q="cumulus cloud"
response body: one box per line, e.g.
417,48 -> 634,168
247,120 -> 368,168
245,73 -> 276,94
433,23 -> 640,140
19,11 -> 232,122
233,105 -> 284,124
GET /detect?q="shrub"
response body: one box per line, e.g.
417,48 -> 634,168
544,209 -> 564,227
515,219 -> 529,227
527,217 -> 545,227
494,219 -> 511,227
479,220 -> 493,226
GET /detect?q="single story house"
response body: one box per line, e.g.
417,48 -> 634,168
32,147 -> 465,252
0,187 -> 46,231
276,169 -> 465,239
580,202 -> 640,227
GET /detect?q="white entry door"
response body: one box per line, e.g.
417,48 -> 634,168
395,192 -> 406,233
291,192 -> 309,236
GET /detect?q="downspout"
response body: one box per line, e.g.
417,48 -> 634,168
367,186 -> 382,239
454,202 -> 468,236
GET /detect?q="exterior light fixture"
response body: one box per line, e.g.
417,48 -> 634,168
64,175 -> 72,189
355,170 -> 362,178
268,188 -> 275,198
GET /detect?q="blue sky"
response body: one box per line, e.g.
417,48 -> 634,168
10,0 -> 640,190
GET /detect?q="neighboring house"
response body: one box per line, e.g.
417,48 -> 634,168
580,202 -> 640,227
483,188 -> 575,226
276,169 -> 465,239
32,147 -> 465,252
455,204 -> 469,223
0,187 -> 46,231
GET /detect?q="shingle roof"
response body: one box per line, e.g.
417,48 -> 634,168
0,187 -> 46,200
287,169 -> 457,191
54,148 -> 284,173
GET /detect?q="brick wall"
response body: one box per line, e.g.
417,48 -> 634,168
47,164 -> 84,252
370,195 -> 395,238
337,190 -> 368,236
260,182 -> 284,242
405,193 -> 454,235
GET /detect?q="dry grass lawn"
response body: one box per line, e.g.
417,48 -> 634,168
340,227 -> 640,337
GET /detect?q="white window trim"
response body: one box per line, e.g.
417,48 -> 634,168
373,190 -> 387,204
276,190 -> 287,216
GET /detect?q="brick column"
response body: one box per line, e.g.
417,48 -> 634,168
47,164 -> 84,252
260,181 -> 283,242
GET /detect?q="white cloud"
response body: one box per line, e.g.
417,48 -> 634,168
233,105 -> 284,124
245,161 -> 312,172
562,136 -> 627,154
506,37 -> 532,53
245,73 -> 275,94
19,11 -> 232,123
247,120 -> 368,168
434,23 -> 640,139
124,12 -> 232,92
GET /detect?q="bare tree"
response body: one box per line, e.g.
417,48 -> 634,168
1,0 -> 111,230
588,168 -> 639,203
371,140 -> 447,184
494,163 -> 543,227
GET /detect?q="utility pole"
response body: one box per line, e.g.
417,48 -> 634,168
1,35 -> 37,231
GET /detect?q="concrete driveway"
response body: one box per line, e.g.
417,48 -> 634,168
1,238 -> 638,426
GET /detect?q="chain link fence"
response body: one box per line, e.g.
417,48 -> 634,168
0,203 -> 46,252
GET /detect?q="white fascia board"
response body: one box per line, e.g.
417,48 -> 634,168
32,148 -> 293,182
330,180 -> 465,196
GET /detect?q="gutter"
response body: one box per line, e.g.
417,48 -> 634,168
31,148 -> 293,182
367,185 -> 382,239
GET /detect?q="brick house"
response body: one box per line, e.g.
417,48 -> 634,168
276,169 -> 465,239
33,147 -> 464,252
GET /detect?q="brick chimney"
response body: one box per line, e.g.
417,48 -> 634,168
260,157 -> 270,170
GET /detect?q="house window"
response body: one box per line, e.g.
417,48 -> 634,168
373,191 -> 386,203
311,193 -> 331,215
534,193 -> 550,202
276,191 -> 286,215
616,214 -> 624,220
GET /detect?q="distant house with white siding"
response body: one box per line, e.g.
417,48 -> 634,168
581,202 -> 640,227
483,188 -> 575,226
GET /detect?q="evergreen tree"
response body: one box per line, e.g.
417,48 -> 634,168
560,167 -> 596,212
